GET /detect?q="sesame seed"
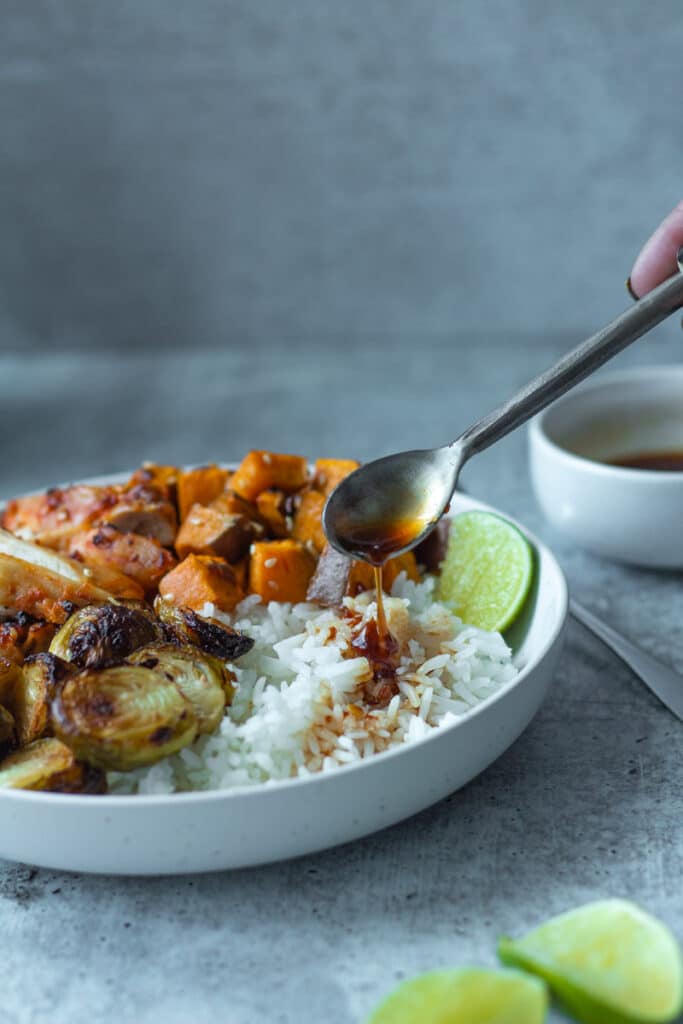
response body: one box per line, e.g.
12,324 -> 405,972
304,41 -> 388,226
264,558 -> 277,568
268,580 -> 278,590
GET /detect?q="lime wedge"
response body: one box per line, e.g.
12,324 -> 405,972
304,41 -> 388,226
498,899 -> 683,1024
367,967 -> 547,1023
436,511 -> 534,632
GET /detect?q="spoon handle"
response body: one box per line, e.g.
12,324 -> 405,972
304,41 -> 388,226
570,599 -> 683,721
455,270 -> 683,460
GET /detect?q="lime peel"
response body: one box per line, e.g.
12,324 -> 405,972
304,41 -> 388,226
436,511 -> 534,633
498,899 -> 683,1024
367,966 -> 547,1024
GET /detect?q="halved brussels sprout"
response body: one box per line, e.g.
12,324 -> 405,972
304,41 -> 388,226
0,737 -> 106,793
6,657 -> 54,747
51,664 -> 198,771
0,705 -> 15,753
0,655 -> 22,707
127,644 -> 230,734
154,598 -> 254,661
49,602 -> 164,669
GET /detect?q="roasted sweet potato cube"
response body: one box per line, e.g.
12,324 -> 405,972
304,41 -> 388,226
346,551 -> 420,596
255,491 -> 289,538
291,490 -> 327,553
249,540 -> 316,604
177,465 -> 231,522
313,459 -> 360,497
347,559 -> 375,596
210,491 -> 260,519
159,554 -> 244,614
175,505 -> 262,562
127,464 -> 179,502
230,451 -> 309,502
69,525 -> 177,598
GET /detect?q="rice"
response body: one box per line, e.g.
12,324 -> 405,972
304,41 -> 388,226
108,573 -> 517,795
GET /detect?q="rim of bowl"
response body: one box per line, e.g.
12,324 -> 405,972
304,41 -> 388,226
0,473 -> 568,809
530,364 -> 683,480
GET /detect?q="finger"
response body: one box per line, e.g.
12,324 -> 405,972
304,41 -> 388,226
629,201 -> 683,298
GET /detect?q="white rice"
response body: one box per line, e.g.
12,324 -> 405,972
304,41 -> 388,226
108,574 -> 517,795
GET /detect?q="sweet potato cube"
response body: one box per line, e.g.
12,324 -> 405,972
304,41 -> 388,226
255,491 -> 289,538
346,551 -> 420,596
159,554 -> 244,614
210,491 -> 260,519
313,459 -> 360,497
291,490 -> 327,553
249,540 -> 316,604
230,451 -> 309,502
177,465 -> 231,521
175,505 -> 262,563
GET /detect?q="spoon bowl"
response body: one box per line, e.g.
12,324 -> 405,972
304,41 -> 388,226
323,447 -> 461,564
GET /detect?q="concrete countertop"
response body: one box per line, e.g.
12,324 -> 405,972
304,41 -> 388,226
2,330 -> 682,1024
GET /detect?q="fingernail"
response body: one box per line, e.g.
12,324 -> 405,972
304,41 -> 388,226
625,277 -> 639,301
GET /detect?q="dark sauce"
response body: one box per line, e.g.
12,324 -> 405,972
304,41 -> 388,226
341,515 -> 431,567
608,449 -> 683,472
344,516 -> 431,706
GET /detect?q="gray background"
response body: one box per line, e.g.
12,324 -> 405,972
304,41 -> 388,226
3,5 -> 683,1024
2,1 -> 683,358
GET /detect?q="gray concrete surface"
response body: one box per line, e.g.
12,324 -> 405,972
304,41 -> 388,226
2,326 -> 683,1023
2,0 -> 683,353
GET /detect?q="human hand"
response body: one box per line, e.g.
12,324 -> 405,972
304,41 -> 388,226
628,201 -> 683,298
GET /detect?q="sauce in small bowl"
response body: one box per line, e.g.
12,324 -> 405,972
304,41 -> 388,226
528,366 -> 683,567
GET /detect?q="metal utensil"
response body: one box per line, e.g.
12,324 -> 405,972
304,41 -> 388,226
570,599 -> 683,720
324,269 -> 683,562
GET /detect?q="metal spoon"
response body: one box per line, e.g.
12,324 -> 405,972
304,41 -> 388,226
324,268 -> 683,562
570,599 -> 683,721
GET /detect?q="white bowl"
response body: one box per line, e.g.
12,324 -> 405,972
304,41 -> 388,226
529,365 -> 683,568
0,485 -> 567,875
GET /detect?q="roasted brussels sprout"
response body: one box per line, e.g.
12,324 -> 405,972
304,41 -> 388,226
127,644 -> 231,734
4,657 -> 55,747
0,705 -> 15,754
154,598 -> 254,661
0,655 -> 22,707
51,665 -> 198,771
0,737 -> 106,793
49,603 -> 164,669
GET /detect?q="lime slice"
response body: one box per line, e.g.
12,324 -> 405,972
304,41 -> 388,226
436,511 -> 534,632
367,967 -> 547,1023
498,899 -> 683,1024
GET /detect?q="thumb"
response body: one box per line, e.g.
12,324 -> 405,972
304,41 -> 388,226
629,201 -> 683,298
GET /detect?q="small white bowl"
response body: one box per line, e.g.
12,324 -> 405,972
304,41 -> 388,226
529,366 -> 683,568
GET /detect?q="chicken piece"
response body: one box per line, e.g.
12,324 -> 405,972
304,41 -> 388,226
177,465 -> 231,522
175,504 -> 263,562
306,544 -> 351,607
159,554 -> 245,615
291,490 -> 327,553
1,484 -> 120,549
255,491 -> 289,538
0,527 -> 143,602
0,615 -> 56,665
312,459 -> 360,497
249,540 -> 316,604
230,451 -> 309,502
414,519 -> 450,573
0,553 -> 113,624
69,525 -> 177,598
101,483 -> 177,546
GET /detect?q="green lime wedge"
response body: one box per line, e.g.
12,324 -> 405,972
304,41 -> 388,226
498,899 -> 683,1024
436,511 -> 534,632
367,967 -> 547,1023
